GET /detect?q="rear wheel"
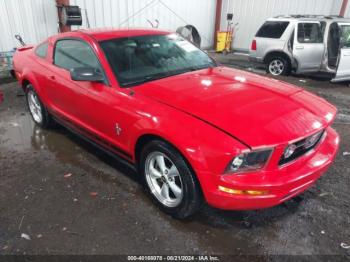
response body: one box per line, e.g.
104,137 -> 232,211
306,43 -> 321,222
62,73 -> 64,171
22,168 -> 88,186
26,84 -> 52,128
266,56 -> 291,76
140,140 -> 202,219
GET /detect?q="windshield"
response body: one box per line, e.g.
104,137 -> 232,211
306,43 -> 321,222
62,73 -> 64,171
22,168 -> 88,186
99,34 -> 216,87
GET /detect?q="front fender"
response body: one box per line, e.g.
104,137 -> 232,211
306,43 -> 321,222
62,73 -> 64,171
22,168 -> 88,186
130,103 -> 248,176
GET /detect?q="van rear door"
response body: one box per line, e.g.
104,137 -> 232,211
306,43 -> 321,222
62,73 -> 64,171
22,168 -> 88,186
332,23 -> 350,82
293,21 -> 324,73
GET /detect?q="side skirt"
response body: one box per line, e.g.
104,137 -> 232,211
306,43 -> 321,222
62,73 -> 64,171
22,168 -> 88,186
50,113 -> 137,172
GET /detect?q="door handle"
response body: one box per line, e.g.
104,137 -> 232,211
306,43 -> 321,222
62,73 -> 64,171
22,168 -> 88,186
48,75 -> 56,80
295,46 -> 304,50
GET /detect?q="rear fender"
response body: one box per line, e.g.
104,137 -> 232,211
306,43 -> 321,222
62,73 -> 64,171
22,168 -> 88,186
20,71 -> 40,94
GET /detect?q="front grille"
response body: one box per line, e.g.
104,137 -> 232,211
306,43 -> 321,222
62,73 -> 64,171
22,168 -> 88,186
279,130 -> 325,165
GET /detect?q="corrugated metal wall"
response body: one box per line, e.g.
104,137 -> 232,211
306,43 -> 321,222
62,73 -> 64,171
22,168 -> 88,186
1,0 -> 348,52
0,0 -> 58,52
221,0 -> 344,51
70,0 -> 217,48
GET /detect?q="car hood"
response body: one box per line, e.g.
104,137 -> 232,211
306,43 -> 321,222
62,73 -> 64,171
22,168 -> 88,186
136,67 -> 337,147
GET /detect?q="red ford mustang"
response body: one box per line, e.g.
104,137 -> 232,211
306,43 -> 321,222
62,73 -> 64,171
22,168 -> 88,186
13,29 -> 339,218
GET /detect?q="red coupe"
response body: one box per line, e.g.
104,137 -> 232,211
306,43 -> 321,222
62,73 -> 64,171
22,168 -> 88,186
13,29 -> 339,218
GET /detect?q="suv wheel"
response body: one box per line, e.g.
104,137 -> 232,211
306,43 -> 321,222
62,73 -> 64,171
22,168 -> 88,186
26,84 -> 52,128
140,140 -> 202,219
266,56 -> 291,76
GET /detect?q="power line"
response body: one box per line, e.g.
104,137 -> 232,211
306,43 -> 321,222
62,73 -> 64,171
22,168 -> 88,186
118,0 -> 210,45
119,0 -> 159,27
158,0 -> 210,44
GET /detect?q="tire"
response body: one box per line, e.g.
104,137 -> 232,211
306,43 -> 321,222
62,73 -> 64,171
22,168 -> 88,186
139,140 -> 202,219
266,56 -> 291,76
26,84 -> 52,128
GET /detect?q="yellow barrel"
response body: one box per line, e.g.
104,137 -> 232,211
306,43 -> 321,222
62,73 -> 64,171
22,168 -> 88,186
216,31 -> 228,52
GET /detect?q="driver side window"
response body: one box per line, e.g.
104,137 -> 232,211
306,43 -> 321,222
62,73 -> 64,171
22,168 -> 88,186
54,39 -> 102,71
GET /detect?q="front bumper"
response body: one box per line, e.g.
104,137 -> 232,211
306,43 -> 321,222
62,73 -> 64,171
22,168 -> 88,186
200,127 -> 339,210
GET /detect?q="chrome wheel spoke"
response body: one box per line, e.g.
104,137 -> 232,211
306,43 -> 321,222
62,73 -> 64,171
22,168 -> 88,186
168,165 -> 179,178
155,155 -> 166,174
149,164 -> 162,179
160,183 -> 170,200
34,98 -> 40,109
30,94 -> 36,105
168,181 -> 182,198
28,91 -> 43,124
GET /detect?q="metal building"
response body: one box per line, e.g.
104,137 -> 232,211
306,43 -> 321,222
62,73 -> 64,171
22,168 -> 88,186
0,0 -> 217,52
0,0 -> 58,51
70,0 -> 216,48
0,0 -> 349,52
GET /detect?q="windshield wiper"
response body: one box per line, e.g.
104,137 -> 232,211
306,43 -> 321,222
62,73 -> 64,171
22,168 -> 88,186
121,65 -> 216,87
122,73 -> 170,87
186,64 -> 216,72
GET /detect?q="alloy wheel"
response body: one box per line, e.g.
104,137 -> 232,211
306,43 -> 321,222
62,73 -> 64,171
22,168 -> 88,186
27,90 -> 43,124
145,151 -> 183,208
269,59 -> 284,76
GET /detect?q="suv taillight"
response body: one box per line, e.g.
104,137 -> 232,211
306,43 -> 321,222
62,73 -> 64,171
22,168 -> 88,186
251,40 -> 257,51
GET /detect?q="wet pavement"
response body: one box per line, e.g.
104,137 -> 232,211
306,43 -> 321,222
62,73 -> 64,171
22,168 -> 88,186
0,56 -> 350,259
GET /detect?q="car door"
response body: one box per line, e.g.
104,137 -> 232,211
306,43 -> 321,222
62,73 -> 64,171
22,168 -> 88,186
332,23 -> 350,82
293,21 -> 325,73
45,38 -> 94,121
46,37 -> 132,157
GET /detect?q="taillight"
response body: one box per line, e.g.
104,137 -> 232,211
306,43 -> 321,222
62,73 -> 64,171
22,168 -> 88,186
251,40 -> 257,51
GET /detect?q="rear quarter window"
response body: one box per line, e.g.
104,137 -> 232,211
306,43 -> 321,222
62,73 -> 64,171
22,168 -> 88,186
256,21 -> 289,38
35,42 -> 48,58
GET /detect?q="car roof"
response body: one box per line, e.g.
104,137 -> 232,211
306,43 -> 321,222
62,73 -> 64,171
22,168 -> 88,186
268,15 -> 350,23
77,28 -> 171,41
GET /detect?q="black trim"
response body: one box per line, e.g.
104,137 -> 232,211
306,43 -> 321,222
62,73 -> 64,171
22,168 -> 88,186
279,130 -> 325,165
49,109 -> 134,166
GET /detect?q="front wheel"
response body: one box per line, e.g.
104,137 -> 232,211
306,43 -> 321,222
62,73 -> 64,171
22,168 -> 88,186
266,56 -> 291,76
140,140 -> 202,219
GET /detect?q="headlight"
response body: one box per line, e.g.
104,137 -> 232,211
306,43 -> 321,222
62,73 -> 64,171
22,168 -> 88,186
284,144 -> 297,158
226,149 -> 273,173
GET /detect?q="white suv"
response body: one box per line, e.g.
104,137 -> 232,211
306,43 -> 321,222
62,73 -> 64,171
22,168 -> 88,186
249,15 -> 350,82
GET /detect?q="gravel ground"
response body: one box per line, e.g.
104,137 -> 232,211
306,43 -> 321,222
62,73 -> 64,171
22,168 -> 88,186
0,55 -> 349,261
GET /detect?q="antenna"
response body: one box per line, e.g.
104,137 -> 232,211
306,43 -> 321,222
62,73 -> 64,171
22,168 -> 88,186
147,19 -> 159,28
15,35 -> 26,46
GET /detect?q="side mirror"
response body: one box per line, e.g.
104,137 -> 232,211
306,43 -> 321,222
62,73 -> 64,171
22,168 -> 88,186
70,67 -> 104,82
